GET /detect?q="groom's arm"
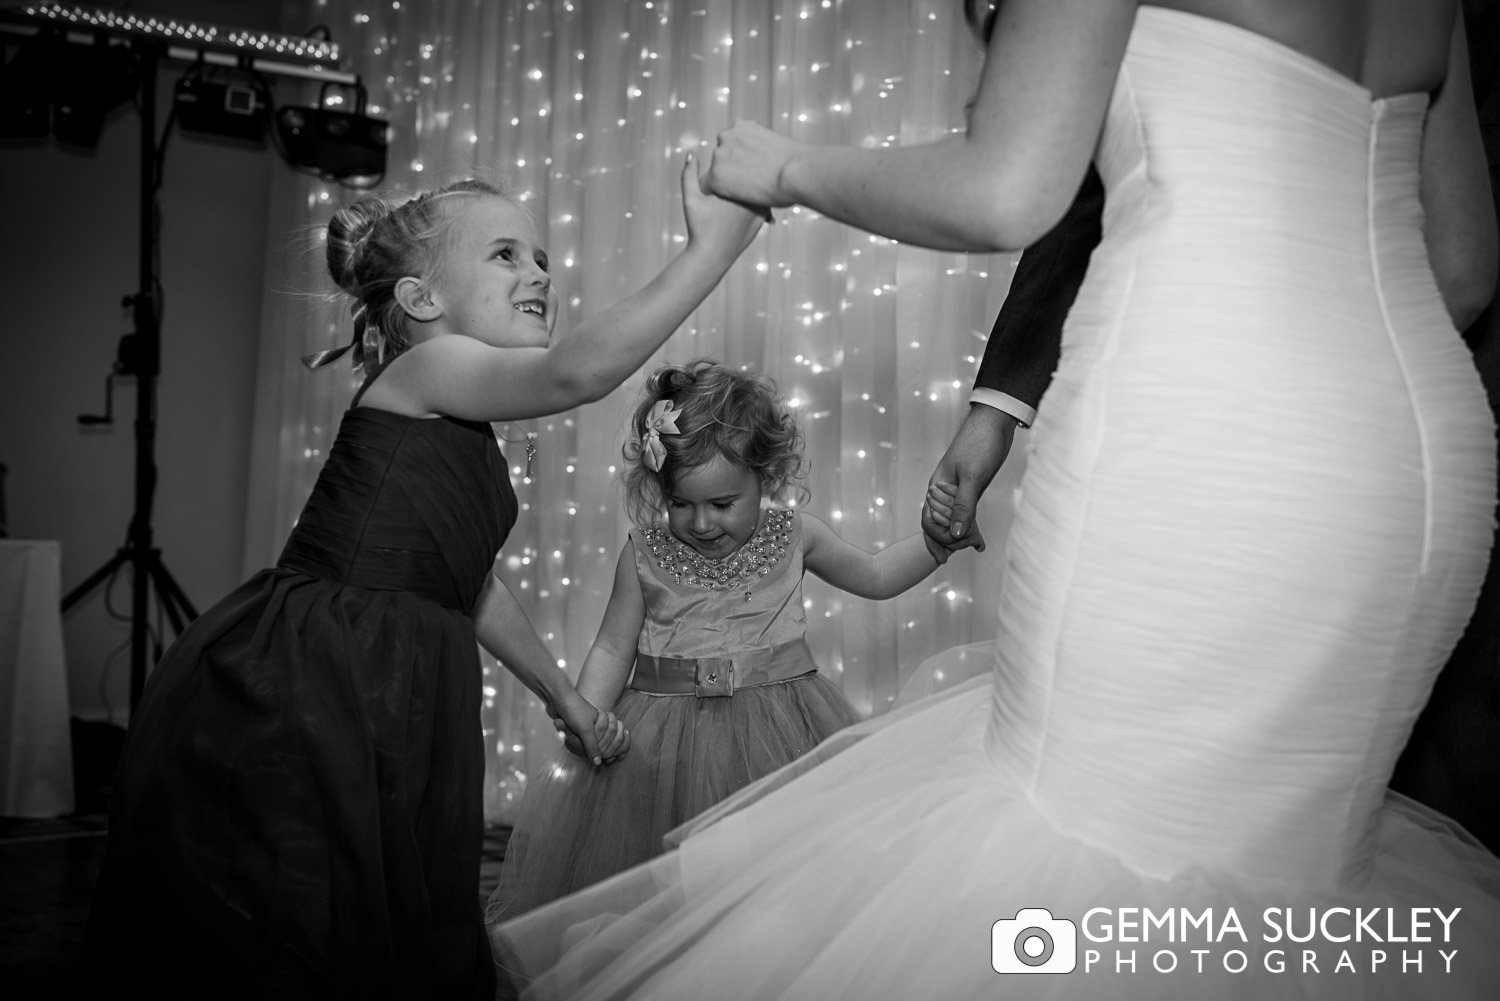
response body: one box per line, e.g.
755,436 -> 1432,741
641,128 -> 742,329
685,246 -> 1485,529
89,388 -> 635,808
923,166 -> 1107,551
970,165 -> 1105,425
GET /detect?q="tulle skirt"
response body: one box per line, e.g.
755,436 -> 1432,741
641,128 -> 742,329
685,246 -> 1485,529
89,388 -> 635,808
492,653 -> 1500,1001
484,671 -> 859,928
82,568 -> 495,999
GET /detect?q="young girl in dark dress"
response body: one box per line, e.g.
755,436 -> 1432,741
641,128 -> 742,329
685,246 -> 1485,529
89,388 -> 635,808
82,160 -> 761,1000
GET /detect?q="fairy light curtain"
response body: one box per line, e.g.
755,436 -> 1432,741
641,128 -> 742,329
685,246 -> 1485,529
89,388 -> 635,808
246,0 -> 1030,825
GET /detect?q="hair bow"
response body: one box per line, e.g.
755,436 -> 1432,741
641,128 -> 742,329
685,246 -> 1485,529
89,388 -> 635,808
640,399 -> 681,472
301,303 -> 369,370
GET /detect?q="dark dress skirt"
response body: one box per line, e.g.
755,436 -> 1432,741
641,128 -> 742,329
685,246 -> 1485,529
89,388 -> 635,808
83,407 -> 515,1000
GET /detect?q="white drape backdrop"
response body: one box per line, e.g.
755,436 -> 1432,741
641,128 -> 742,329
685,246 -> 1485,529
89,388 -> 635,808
247,0 -> 1030,825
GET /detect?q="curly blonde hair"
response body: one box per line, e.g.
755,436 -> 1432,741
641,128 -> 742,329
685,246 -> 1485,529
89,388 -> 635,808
621,360 -> 809,527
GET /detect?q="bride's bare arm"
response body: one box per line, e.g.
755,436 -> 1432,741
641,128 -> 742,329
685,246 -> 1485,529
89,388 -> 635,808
1421,13 -> 1497,331
704,0 -> 1138,253
708,0 -> 1128,250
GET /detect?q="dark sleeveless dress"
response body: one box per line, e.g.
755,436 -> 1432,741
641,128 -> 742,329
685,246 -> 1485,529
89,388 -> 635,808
83,399 -> 515,1000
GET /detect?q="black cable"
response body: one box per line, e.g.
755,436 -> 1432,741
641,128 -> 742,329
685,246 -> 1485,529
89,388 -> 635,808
103,562 -> 130,623
154,579 -> 165,662
98,635 -> 130,724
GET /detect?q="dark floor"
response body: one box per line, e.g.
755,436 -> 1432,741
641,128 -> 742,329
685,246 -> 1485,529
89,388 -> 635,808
0,813 -> 512,1001
0,813 -> 108,1001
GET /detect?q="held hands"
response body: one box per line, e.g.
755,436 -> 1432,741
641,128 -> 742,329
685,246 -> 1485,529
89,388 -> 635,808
701,120 -> 804,211
924,481 -> 985,557
547,688 -> 629,767
547,689 -> 630,766
922,404 -> 1021,554
681,152 -> 767,263
553,711 -> 631,765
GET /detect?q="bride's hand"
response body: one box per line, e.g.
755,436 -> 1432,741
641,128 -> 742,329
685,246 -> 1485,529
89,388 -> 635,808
701,121 -> 804,210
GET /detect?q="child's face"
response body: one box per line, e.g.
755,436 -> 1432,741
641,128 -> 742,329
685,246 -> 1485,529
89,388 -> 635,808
428,196 -> 558,349
664,454 -> 763,559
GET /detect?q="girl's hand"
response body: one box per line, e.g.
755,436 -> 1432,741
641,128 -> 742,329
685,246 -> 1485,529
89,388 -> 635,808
550,688 -> 606,765
595,712 -> 631,764
923,532 -> 952,566
552,716 -> 587,760
925,480 -> 986,553
682,151 -> 767,263
702,120 -> 803,209
552,704 -> 632,764
926,480 -> 958,529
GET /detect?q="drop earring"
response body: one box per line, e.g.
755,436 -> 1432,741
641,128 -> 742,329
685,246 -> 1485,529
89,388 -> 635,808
496,425 -> 539,483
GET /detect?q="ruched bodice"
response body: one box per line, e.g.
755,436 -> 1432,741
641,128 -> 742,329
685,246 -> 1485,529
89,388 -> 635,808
277,408 -> 516,612
988,7 -> 1496,888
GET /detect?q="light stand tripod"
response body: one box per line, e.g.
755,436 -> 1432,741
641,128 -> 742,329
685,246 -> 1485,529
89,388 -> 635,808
0,3 -> 362,715
62,47 -> 197,712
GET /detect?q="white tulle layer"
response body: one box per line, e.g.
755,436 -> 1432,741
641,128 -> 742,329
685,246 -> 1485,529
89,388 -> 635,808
489,9 -> 1500,998
494,661 -> 1500,1001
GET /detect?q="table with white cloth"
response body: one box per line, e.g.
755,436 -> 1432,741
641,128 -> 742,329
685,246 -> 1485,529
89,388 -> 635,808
0,539 -> 75,817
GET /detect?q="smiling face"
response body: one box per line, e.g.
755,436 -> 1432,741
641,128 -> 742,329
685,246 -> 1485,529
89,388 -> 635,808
664,453 -> 764,559
427,195 -> 558,348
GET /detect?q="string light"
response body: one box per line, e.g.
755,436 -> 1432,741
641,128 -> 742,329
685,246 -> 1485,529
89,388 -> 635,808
282,0 -> 1013,824
18,3 -> 341,63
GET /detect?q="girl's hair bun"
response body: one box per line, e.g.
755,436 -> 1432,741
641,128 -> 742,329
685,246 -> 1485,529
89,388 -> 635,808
325,196 -> 395,294
311,177 -> 512,372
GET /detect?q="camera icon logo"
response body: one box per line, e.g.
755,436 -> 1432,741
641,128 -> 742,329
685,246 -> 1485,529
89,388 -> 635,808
992,908 -> 1077,974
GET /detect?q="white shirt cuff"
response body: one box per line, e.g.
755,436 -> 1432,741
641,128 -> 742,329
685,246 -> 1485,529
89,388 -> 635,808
968,388 -> 1036,429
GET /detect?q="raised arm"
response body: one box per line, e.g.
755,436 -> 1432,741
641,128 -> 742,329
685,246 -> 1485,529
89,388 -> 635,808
395,157 -> 763,423
801,514 -> 946,601
704,0 -> 1136,252
574,544 -> 649,714
1421,12 -> 1498,331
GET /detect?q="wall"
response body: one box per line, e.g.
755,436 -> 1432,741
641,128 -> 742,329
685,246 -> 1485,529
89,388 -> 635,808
0,0 -> 289,721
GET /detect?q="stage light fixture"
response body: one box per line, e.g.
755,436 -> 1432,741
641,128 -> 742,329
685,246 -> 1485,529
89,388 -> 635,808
0,28 -> 52,138
53,40 -> 137,148
274,82 -> 387,188
173,68 -> 269,145
3,5 -> 381,188
0,28 -> 137,148
0,1 -> 367,713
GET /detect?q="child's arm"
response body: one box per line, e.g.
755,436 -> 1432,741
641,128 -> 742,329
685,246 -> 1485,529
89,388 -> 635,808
574,543 -> 649,713
551,543 -> 646,762
472,572 -> 616,766
800,513 -> 951,600
394,158 -> 763,423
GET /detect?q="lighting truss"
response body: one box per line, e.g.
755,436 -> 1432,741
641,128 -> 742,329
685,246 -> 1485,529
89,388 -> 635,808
0,2 -> 357,84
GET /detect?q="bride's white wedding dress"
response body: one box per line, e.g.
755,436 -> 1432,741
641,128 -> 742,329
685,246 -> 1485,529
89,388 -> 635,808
493,8 -> 1500,998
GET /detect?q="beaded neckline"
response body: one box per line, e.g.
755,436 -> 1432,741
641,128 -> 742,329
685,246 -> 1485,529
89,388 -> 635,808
641,508 -> 795,595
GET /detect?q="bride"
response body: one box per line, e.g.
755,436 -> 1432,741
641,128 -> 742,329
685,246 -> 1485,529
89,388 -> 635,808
493,1 -> 1500,997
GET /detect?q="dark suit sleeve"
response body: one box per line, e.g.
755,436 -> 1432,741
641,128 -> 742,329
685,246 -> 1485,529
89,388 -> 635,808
972,165 -> 1106,423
